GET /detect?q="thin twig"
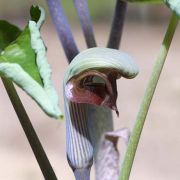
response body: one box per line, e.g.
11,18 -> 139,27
107,0 -> 127,49
74,0 -> 96,47
46,0 -> 79,62
2,78 -> 57,180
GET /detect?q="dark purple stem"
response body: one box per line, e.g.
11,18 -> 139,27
74,0 -> 96,48
107,0 -> 127,49
46,0 -> 79,62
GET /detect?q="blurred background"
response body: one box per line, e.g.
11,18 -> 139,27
0,0 -> 180,180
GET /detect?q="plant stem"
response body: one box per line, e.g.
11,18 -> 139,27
107,0 -> 127,49
46,0 -> 79,63
74,0 -> 97,47
1,78 -> 57,180
119,13 -> 179,180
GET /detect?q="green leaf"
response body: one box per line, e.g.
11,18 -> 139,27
164,0 -> 180,17
30,6 -> 41,23
30,5 -> 45,29
0,26 -> 43,85
0,6 -> 62,119
0,21 -> 21,52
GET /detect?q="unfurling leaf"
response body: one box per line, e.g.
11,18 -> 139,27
164,0 -> 180,17
96,128 -> 130,180
0,6 -> 62,118
64,47 -> 139,115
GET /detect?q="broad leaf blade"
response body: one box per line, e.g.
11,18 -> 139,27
0,27 -> 43,85
0,21 -> 21,52
0,6 -> 62,118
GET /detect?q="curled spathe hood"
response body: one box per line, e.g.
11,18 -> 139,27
64,47 -> 139,115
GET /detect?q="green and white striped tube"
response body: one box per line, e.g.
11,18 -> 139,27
64,101 -> 93,179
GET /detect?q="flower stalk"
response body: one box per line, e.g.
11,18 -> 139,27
119,12 -> 179,180
74,0 -> 97,47
107,0 -> 127,49
46,0 -> 79,63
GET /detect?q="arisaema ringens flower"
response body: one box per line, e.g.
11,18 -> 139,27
63,47 -> 139,179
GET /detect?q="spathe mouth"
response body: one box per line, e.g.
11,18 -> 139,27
65,69 -> 120,116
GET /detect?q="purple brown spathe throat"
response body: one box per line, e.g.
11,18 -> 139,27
65,69 -> 120,116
